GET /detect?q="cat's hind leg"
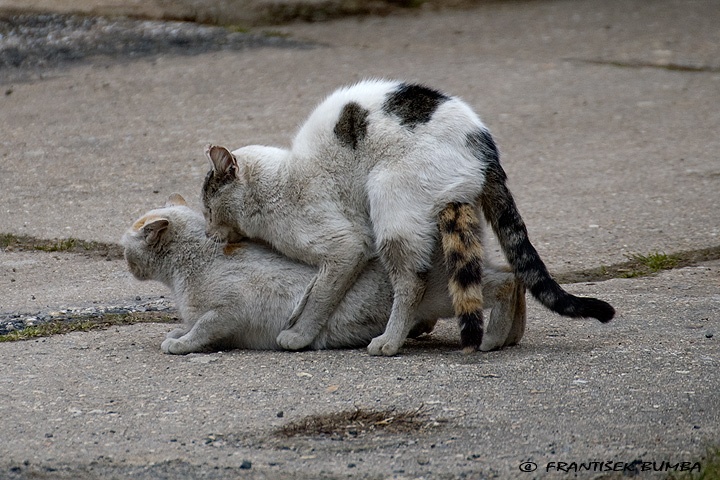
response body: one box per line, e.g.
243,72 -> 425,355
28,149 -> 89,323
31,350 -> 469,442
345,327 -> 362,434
479,264 -> 526,351
367,263 -> 427,356
365,174 -> 441,356
502,277 -> 526,347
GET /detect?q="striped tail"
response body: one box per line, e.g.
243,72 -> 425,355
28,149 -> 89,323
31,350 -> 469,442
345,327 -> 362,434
475,130 -> 615,323
438,202 -> 487,353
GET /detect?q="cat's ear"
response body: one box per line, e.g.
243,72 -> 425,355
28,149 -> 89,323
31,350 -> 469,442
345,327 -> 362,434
142,218 -> 170,246
205,145 -> 238,178
165,193 -> 187,207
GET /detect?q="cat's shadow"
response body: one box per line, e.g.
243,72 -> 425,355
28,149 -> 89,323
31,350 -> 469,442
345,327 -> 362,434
398,331 -> 601,358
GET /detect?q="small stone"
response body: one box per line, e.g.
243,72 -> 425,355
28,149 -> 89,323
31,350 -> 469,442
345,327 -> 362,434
347,463 -> 356,468
706,331 -> 714,339
188,356 -> 218,364
135,296 -> 141,301
276,411 -> 284,418
239,460 -> 252,469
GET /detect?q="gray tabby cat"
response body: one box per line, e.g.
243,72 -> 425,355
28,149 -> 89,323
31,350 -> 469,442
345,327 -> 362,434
202,79 -> 614,356
122,195 -> 526,354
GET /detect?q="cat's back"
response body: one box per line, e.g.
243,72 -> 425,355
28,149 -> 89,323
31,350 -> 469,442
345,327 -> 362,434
219,242 -> 315,293
292,79 -> 399,155
292,79 -> 486,164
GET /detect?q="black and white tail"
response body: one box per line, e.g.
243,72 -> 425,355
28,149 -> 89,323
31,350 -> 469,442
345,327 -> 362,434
474,129 -> 615,323
438,130 -> 615,351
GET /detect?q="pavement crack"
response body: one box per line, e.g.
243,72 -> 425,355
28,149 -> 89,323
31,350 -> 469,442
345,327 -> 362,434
554,245 -> 720,284
1,233 -> 123,259
567,57 -> 720,73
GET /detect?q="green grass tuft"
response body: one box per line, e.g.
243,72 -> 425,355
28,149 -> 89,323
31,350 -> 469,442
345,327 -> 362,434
620,251 -> 678,278
627,251 -> 679,272
34,238 -> 77,252
669,447 -> 720,480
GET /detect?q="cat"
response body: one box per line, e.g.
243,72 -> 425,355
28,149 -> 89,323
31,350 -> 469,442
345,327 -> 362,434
122,194 -> 526,354
202,79 -> 614,356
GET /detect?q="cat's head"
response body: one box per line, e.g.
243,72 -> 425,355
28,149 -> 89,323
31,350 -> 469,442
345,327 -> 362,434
122,194 -> 204,281
202,144 -> 247,244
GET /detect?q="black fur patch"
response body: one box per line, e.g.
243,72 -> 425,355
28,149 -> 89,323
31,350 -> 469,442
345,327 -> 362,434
383,83 -> 449,128
334,102 -> 369,149
459,310 -> 483,350
444,251 -> 464,272
416,268 -> 430,282
466,128 -> 500,164
438,211 -> 457,235
453,258 -> 483,289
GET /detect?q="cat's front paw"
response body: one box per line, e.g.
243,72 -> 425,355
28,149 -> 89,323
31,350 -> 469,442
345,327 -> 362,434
367,334 -> 402,356
165,327 -> 187,340
277,329 -> 314,351
161,338 -> 191,355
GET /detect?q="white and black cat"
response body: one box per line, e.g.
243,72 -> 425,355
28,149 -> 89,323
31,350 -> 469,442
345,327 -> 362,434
122,195 -> 526,354
202,79 -> 614,356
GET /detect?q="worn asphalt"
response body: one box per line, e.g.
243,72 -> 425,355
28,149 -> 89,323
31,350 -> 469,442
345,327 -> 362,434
0,0 -> 718,478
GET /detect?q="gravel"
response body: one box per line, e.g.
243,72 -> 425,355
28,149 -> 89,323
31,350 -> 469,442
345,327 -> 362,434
0,297 -> 175,335
0,13 -> 308,73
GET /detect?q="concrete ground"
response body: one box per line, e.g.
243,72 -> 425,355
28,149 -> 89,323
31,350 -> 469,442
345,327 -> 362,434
0,0 -> 719,478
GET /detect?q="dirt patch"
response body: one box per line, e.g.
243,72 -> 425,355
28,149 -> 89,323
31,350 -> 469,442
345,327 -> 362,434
276,406 -> 439,439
